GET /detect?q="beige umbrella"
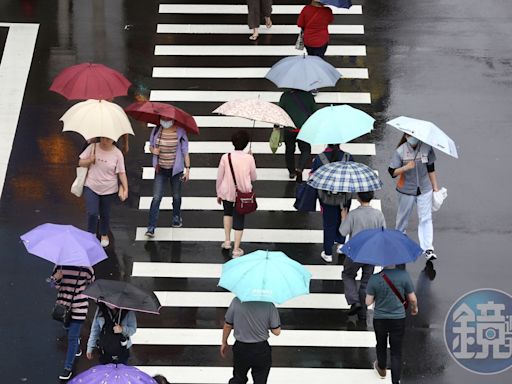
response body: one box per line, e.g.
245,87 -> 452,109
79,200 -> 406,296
213,98 -> 295,127
60,99 -> 134,141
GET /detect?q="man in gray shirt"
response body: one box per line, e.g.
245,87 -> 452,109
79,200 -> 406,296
221,297 -> 281,384
340,191 -> 386,320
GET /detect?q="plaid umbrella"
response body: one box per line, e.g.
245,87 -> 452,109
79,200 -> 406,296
307,161 -> 382,193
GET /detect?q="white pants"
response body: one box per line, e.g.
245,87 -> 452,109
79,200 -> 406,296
395,190 -> 433,251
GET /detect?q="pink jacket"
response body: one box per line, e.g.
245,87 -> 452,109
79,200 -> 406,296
216,151 -> 257,202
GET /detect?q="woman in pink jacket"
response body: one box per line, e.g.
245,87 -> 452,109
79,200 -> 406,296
216,130 -> 257,258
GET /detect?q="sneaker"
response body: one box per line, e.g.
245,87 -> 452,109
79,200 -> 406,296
347,303 -> 362,316
320,251 -> 332,263
425,249 -> 437,261
232,248 -> 244,258
59,368 -> 72,380
288,171 -> 296,179
172,216 -> 183,228
373,361 -> 386,379
145,228 -> 155,238
295,169 -> 303,183
100,237 -> 109,247
75,348 -> 82,357
336,243 -> 345,254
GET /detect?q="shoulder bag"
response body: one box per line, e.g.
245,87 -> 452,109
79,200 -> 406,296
71,144 -> 96,197
381,272 -> 409,310
51,269 -> 82,326
227,153 -> 257,215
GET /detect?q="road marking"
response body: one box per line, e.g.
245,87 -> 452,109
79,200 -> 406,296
0,23 -> 39,198
157,24 -> 364,35
159,4 -> 363,15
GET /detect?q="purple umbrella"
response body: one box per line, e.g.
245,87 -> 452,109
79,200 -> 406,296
69,364 -> 157,384
20,223 -> 107,267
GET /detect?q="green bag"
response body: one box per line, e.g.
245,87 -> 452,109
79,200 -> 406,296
269,128 -> 283,154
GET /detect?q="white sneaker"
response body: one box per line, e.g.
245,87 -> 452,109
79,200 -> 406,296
100,237 -> 109,247
425,249 -> 437,261
321,251 -> 332,263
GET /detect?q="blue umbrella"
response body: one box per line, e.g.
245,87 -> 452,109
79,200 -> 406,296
265,55 -> 341,91
297,105 -> 374,144
69,364 -> 156,383
341,228 -> 423,266
218,250 -> 312,304
308,161 -> 383,193
320,0 -> 352,9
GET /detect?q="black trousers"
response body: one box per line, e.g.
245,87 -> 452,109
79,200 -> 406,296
229,341 -> 272,384
305,44 -> 328,59
284,129 -> 311,173
373,318 -> 406,384
222,200 -> 245,230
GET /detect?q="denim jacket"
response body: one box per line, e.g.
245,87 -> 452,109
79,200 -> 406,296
86,308 -> 137,353
149,126 -> 189,176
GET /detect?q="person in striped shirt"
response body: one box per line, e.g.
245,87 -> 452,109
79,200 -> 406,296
51,265 -> 95,380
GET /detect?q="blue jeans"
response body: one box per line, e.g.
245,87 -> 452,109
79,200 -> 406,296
83,187 -> 116,235
321,203 -> 345,255
148,168 -> 183,228
64,320 -> 83,370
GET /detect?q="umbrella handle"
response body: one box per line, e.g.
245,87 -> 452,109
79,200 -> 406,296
118,308 -> 122,324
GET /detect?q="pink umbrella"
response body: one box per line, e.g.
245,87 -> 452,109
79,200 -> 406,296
213,98 -> 295,127
69,364 -> 157,383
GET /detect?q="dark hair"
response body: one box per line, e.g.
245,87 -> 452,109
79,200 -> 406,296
397,133 -> 408,148
153,375 -> 170,384
357,191 -> 374,203
231,130 -> 250,150
327,144 -> 341,163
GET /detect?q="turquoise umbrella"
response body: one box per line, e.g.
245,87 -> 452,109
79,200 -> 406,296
297,104 -> 374,144
218,250 -> 312,304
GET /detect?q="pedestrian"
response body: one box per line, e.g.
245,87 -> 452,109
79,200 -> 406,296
340,191 -> 386,320
145,117 -> 191,237
366,265 -> 418,384
388,133 -> 439,261
278,89 -> 317,182
220,297 -> 281,384
310,144 -> 353,263
297,1 -> 334,59
216,130 -> 257,258
86,302 -> 137,365
51,265 -> 95,380
247,0 -> 273,40
153,375 -> 171,384
79,137 -> 129,247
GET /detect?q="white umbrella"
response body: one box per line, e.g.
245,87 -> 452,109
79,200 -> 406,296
213,98 -> 294,127
387,116 -> 458,158
61,99 -> 134,141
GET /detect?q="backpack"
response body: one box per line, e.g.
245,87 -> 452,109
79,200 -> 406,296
97,305 -> 129,363
317,151 -> 351,207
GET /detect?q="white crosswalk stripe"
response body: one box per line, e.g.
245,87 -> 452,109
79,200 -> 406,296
159,4 -> 364,15
157,24 -> 364,35
155,45 -> 366,56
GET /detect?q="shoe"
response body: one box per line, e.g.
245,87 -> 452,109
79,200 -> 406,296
145,228 -> 155,238
75,348 -> 82,357
347,303 -> 362,316
221,241 -> 232,250
311,89 -> 319,96
172,216 -> 183,228
320,251 -> 332,263
424,249 -> 437,261
100,237 -> 109,247
249,33 -> 259,40
288,171 -> 296,179
336,243 -> 345,254
295,169 -> 303,183
373,360 -> 386,379
232,248 -> 244,258
59,368 -> 72,380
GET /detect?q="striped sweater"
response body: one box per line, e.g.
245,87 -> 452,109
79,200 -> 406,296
53,265 -> 95,321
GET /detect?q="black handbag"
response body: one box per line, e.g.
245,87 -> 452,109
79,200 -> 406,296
51,270 -> 82,326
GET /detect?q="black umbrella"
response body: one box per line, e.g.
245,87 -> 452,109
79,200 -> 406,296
83,279 -> 161,314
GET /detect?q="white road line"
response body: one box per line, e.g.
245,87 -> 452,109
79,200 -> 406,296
157,24 -> 364,35
132,328 -> 376,348
153,67 -> 369,79
159,4 -> 363,15
0,23 -> 39,198
150,90 -> 371,104
142,167 -> 313,181
144,141 -> 376,156
155,291 -> 348,309
136,227 -> 322,243
155,45 -> 366,57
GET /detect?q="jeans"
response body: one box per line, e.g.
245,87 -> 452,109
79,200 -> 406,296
148,168 -> 183,228
374,318 -> 406,384
284,130 -> 311,173
321,203 -> 345,255
229,341 -> 272,384
395,190 -> 433,250
83,187 -> 116,235
64,320 -> 83,370
342,257 -> 375,306
306,44 -> 328,59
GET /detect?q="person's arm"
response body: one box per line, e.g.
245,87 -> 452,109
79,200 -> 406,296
297,8 -> 305,28
216,155 -> 226,205
365,294 -> 375,306
220,323 -> 233,358
182,153 -> 191,181
117,311 -> 137,338
407,292 -> 418,315
269,305 -> 281,336
118,172 -> 128,201
86,310 -> 101,358
428,168 -> 439,192
249,156 -> 257,181
78,145 -> 95,167
339,211 -> 351,237
389,161 -> 415,178
271,327 -> 281,336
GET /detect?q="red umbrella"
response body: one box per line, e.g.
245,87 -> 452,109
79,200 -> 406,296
50,63 -> 131,100
125,101 -> 199,135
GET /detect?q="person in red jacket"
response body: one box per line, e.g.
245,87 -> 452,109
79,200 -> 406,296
297,1 -> 334,58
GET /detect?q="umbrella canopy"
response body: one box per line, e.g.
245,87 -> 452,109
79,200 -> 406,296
341,228 -> 423,266
83,279 -> 161,314
265,55 -> 340,91
50,63 -> 131,100
20,223 -> 107,267
218,250 -> 312,304
387,116 -> 458,158
297,105 -> 374,144
125,101 -> 199,135
307,161 -> 382,193
69,364 -> 156,384
61,99 -> 135,141
213,99 -> 295,127
320,0 -> 352,8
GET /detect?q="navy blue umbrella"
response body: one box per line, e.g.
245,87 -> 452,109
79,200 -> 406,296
320,0 -> 352,9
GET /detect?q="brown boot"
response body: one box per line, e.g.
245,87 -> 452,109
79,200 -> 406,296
374,360 -> 386,379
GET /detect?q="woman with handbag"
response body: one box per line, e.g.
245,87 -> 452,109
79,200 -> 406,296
50,265 -> 95,380
216,130 -> 257,258
79,137 -> 129,247
247,0 -> 273,40
297,1 -> 334,58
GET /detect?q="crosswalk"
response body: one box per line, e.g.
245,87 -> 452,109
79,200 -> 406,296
132,1 -> 389,382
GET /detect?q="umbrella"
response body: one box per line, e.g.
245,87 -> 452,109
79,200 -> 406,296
83,279 -> 161,314
69,364 -> 156,384
387,116 -> 458,158
213,99 -> 295,127
297,105 -> 374,144
307,161 -> 382,193
320,0 -> 352,8
50,63 -> 131,100
218,250 -> 312,304
265,55 -> 341,91
125,101 -> 199,135
341,228 -> 423,266
20,223 -> 107,267
61,99 -> 135,141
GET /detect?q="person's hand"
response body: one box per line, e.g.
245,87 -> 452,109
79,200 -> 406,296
217,197 -> 223,205
118,186 -> 128,202
433,186 -> 440,192
341,207 -> 348,220
86,351 -> 93,360
53,270 -> 63,280
411,306 -> 419,316
182,169 -> 190,182
150,147 -> 160,156
113,324 -> 123,334
404,160 -> 416,171
220,343 -> 229,358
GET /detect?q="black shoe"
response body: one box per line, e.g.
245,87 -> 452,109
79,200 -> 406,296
288,171 -> 296,179
347,303 -> 362,316
59,369 -> 72,380
295,169 -> 303,183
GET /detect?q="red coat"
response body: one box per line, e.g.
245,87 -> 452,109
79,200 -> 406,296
297,5 -> 334,48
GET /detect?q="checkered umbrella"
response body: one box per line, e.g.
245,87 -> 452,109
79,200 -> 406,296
307,161 -> 382,193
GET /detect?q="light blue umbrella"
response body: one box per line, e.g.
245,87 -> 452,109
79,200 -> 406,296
265,55 -> 341,91
218,250 -> 312,304
297,105 -> 374,144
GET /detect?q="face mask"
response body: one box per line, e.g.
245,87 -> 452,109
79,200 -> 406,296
160,119 -> 173,129
407,136 -> 419,146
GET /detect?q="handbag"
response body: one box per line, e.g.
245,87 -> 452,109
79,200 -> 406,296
295,30 -> 304,50
269,127 -> 283,154
71,144 -> 96,197
294,182 -> 317,212
228,153 -> 257,215
381,272 -> 409,310
51,270 -> 82,326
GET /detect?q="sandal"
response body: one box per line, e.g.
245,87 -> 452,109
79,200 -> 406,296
221,241 -> 232,250
232,248 -> 244,258
265,17 -> 272,29
249,33 -> 259,41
